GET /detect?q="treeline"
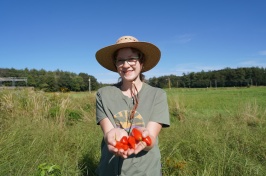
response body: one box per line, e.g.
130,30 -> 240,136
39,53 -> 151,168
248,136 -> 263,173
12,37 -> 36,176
1,67 -> 265,91
0,68 -> 100,92
148,67 -> 266,88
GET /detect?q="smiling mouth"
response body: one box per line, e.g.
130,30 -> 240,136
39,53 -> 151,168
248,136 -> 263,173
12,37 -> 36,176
123,70 -> 133,74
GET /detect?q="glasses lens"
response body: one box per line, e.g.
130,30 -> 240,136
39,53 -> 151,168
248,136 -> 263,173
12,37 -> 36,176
116,57 -> 139,67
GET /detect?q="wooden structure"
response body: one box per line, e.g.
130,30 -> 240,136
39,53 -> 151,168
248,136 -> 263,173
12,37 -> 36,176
0,77 -> 27,87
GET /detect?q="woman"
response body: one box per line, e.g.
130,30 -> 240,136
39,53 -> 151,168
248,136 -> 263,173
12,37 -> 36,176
95,36 -> 170,176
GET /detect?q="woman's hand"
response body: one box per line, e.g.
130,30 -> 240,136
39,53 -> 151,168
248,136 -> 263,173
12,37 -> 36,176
127,127 -> 150,155
129,122 -> 162,155
105,128 -> 129,158
100,118 -> 129,158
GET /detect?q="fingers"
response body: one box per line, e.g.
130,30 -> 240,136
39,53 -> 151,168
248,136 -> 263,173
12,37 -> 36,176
133,127 -> 149,138
141,129 -> 149,138
108,144 -> 127,158
105,127 -> 151,158
107,143 -> 118,154
114,149 -> 128,159
113,141 -> 147,157
127,148 -> 135,156
134,141 -> 147,155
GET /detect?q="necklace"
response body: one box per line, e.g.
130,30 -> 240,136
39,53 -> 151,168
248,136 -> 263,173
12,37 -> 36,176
127,82 -> 139,134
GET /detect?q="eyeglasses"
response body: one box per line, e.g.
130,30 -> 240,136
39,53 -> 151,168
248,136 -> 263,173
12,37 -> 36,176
115,56 -> 139,67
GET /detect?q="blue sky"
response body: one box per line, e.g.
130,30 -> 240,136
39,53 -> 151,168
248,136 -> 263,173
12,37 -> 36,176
1,0 -> 266,83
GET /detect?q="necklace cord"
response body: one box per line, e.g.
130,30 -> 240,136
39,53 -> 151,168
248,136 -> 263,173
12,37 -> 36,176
130,82 -> 139,119
128,82 -> 139,134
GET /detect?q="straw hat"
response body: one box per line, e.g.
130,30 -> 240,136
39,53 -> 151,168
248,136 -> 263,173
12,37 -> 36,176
95,36 -> 161,72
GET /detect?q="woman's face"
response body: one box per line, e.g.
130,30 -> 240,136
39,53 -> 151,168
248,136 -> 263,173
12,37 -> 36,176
115,47 -> 143,82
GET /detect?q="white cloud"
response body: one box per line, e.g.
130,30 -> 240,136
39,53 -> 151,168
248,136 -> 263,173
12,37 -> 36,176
176,34 -> 193,44
144,63 -> 226,78
161,34 -> 195,45
238,60 -> 266,67
145,70 -> 174,78
94,72 -> 118,84
95,60 -> 266,84
258,50 -> 266,56
174,63 -> 225,75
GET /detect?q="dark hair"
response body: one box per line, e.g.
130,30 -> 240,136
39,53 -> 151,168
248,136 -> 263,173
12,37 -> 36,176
113,47 -> 144,64
113,47 -> 145,86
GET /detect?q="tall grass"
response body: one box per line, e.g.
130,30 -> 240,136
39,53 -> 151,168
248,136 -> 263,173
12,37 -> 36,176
0,87 -> 265,175
0,89 -> 101,175
162,87 -> 266,175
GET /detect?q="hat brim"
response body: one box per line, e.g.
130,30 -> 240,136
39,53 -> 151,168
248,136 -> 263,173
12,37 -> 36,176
95,41 -> 161,72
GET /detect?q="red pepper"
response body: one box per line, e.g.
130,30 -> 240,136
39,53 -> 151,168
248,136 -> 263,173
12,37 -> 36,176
115,141 -> 123,149
132,128 -> 143,141
122,144 -> 129,150
120,136 -> 128,145
143,136 -> 152,146
128,136 -> 136,149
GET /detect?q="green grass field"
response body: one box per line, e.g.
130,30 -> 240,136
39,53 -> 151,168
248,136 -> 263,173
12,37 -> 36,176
0,87 -> 265,176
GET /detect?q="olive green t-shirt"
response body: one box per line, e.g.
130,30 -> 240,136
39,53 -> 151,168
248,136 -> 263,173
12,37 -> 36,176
95,83 -> 170,176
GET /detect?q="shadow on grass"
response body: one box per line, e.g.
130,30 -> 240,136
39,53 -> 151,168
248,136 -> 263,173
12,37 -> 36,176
79,152 -> 98,176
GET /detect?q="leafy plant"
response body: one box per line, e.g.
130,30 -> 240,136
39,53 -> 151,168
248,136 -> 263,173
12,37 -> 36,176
37,163 -> 61,176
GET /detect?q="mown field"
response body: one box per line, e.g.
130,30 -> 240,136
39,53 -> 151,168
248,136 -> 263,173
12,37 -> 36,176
0,87 -> 265,176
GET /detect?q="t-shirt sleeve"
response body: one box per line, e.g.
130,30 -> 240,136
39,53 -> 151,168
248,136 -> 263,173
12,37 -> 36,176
96,91 -> 107,125
150,90 -> 170,127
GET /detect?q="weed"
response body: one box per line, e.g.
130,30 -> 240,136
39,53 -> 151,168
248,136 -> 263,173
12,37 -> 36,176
37,163 -> 61,176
